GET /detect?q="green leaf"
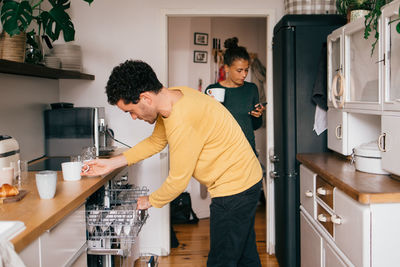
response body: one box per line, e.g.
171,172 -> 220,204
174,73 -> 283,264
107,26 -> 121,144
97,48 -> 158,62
1,1 -> 33,36
82,0 -> 94,4
397,22 -> 400,34
40,0 -> 75,42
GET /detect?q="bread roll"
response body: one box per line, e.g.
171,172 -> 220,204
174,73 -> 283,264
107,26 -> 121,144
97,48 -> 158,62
0,183 -> 19,198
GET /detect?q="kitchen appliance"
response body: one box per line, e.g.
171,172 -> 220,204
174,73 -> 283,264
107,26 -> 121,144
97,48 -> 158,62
0,135 -> 20,170
272,15 -> 346,267
44,107 -> 114,157
353,141 -> 389,175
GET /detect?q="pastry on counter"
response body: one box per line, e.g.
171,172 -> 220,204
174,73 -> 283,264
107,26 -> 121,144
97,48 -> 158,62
0,184 -> 19,198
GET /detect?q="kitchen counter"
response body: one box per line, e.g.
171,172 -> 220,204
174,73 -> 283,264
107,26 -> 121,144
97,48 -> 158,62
0,149 -> 127,253
297,152 -> 400,204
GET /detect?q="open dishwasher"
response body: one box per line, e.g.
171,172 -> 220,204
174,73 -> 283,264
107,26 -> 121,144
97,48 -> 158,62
86,168 -> 152,267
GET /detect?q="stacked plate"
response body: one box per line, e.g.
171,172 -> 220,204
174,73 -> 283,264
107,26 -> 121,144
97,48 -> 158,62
44,56 -> 61,69
51,44 -> 82,72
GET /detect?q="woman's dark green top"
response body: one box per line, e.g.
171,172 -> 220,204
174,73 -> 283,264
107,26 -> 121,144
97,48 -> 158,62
205,81 -> 262,155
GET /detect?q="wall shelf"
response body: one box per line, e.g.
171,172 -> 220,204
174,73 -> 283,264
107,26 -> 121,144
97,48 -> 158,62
0,59 -> 95,80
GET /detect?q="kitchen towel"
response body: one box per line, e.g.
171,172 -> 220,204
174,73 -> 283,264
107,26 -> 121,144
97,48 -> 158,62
0,239 -> 26,267
313,105 -> 327,135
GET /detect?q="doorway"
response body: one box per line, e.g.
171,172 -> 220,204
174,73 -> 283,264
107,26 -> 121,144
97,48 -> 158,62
162,9 -> 276,254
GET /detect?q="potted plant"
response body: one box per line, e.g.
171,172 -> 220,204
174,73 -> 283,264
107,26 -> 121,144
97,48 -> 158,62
336,0 -> 400,54
0,0 -> 94,63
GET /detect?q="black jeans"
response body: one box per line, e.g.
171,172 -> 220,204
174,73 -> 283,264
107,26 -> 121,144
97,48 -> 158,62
207,180 -> 262,267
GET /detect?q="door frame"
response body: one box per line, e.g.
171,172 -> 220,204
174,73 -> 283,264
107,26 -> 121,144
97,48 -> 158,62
160,8 -> 276,254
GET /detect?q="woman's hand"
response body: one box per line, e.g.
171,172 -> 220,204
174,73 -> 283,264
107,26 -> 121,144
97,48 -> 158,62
249,103 -> 266,118
137,196 -> 152,210
81,154 -> 128,177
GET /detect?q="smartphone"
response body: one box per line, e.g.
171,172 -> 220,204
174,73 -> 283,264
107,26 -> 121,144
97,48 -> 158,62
251,102 -> 267,112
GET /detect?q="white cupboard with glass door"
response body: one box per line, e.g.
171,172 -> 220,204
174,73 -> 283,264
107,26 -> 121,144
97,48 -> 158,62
382,0 -> 400,111
328,27 -> 344,109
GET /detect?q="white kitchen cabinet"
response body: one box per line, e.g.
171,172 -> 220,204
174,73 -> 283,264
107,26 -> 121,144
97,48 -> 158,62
299,165 -> 315,217
18,204 -> 86,267
327,109 -> 381,155
344,19 -> 382,110
382,0 -> 400,111
380,115 -> 400,176
334,188 -> 370,267
300,164 -> 400,267
327,27 -> 344,109
300,212 -> 322,267
324,242 -> 347,267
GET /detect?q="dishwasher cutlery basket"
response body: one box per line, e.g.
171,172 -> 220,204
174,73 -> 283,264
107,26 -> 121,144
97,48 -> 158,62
86,185 -> 149,257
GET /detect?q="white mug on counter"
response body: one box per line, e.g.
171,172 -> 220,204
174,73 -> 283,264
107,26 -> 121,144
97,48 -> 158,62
35,170 -> 57,199
205,88 -> 225,103
62,162 -> 84,181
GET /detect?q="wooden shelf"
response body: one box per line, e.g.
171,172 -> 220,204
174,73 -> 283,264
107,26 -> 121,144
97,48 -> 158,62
0,59 -> 95,80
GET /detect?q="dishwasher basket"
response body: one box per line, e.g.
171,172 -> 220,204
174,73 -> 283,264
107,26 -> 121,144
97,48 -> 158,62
86,185 -> 150,256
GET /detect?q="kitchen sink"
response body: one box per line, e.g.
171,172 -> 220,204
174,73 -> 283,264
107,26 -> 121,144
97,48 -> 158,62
0,221 -> 25,240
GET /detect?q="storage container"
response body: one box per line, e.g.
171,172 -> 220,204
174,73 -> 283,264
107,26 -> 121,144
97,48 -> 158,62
354,141 -> 389,175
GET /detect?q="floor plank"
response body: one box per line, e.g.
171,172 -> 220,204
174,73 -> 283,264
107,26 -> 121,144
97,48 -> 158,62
151,203 -> 279,266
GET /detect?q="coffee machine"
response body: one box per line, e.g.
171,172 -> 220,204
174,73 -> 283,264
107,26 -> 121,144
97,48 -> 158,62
44,107 -> 114,157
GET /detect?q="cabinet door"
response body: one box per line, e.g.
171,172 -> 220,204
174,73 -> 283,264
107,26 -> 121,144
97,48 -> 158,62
300,165 -> 315,217
334,189 -> 370,267
381,115 -> 400,176
344,19 -> 382,110
327,109 -> 349,154
324,242 -> 348,267
40,204 -> 86,267
328,28 -> 344,109
300,212 -> 322,267
382,1 -> 400,111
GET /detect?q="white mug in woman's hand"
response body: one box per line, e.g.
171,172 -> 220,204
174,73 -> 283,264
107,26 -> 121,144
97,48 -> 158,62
206,88 -> 225,103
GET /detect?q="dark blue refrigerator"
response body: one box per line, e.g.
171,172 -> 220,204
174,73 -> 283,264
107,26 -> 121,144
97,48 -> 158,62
272,15 -> 346,267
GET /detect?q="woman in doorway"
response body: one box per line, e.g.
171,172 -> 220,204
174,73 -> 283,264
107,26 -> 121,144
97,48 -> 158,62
206,37 -> 265,156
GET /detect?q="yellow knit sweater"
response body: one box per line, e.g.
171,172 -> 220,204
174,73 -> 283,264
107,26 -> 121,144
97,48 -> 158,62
123,86 -> 262,208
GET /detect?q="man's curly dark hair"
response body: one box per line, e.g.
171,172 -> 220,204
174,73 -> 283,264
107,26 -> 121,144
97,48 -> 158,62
106,60 -> 163,105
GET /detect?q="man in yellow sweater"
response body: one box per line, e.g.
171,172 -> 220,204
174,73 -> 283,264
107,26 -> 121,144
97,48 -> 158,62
85,60 -> 263,267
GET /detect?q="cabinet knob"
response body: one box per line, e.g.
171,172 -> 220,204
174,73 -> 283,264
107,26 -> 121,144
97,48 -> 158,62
317,213 -> 329,223
305,190 -> 313,198
269,155 -> 279,163
317,187 -> 328,196
331,214 -> 342,225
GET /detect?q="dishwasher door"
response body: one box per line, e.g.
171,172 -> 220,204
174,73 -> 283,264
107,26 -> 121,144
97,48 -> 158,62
85,168 -> 149,267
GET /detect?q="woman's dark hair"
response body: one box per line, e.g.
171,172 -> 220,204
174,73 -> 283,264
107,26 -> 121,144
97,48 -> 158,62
223,37 -> 250,66
106,60 -> 163,105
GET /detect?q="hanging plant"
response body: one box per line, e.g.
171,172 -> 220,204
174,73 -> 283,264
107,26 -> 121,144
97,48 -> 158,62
363,0 -> 388,55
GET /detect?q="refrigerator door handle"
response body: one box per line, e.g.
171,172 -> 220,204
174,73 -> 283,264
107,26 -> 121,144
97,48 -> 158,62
269,155 -> 279,163
269,171 -> 280,179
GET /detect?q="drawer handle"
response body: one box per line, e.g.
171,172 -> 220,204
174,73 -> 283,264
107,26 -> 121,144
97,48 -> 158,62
335,125 -> 342,140
378,133 -> 386,152
317,187 -> 328,196
331,214 -> 342,225
317,213 -> 329,223
305,190 -> 313,198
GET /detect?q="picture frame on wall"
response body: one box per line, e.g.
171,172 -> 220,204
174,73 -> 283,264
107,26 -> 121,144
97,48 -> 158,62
194,32 -> 208,45
193,51 -> 208,63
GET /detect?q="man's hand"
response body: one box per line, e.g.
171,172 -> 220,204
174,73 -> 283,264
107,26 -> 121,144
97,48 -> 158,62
81,154 -> 128,176
137,196 -> 152,210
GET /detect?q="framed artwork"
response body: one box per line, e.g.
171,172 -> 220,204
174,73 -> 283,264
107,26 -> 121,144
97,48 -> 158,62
193,51 -> 208,63
194,32 -> 208,45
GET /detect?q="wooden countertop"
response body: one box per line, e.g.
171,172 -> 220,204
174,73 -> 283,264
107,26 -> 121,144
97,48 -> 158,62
0,148 -> 128,253
297,153 -> 400,204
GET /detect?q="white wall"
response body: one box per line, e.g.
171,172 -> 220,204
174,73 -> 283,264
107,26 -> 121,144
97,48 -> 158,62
0,74 -> 59,160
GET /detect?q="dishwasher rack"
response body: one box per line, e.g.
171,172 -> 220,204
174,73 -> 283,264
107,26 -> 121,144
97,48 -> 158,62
86,185 -> 150,257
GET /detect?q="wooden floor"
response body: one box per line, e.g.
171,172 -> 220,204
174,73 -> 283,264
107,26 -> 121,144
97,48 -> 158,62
155,203 -> 279,267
